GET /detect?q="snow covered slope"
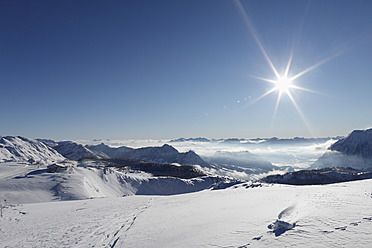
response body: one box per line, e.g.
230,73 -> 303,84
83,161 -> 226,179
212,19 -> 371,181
1,179 -> 371,247
52,141 -> 108,160
0,136 -> 64,164
0,162 -> 239,204
87,143 -> 210,167
86,143 -> 133,158
312,128 -> 372,171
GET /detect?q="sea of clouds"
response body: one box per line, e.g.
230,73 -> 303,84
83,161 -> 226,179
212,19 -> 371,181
78,138 -> 337,170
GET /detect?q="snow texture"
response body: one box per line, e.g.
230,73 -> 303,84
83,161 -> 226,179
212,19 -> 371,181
0,179 -> 371,247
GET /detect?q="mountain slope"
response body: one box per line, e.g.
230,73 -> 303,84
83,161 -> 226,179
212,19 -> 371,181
53,141 -> 108,160
0,136 -> 65,164
312,128 -> 372,171
86,143 -> 134,159
330,129 -> 372,157
87,143 -> 210,167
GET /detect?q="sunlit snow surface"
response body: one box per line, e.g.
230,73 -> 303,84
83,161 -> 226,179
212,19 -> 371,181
1,180 -> 371,247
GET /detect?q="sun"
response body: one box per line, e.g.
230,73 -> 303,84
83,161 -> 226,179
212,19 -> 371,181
251,68 -> 318,121
235,0 -> 335,127
275,77 -> 293,93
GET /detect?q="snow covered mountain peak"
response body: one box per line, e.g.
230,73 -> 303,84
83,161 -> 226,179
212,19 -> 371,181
159,144 -> 178,152
329,128 -> 372,157
0,136 -> 65,164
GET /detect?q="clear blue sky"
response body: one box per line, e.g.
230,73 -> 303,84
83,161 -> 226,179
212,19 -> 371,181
1,0 -> 372,140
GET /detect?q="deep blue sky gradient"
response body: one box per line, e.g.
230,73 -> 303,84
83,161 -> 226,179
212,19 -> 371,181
1,0 -> 372,139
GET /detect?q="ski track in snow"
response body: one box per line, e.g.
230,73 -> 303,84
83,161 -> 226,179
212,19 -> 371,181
0,197 -> 152,248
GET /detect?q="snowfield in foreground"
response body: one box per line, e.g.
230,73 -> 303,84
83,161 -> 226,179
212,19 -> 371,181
1,179 -> 371,247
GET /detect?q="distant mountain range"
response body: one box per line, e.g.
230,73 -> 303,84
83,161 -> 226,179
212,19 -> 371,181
34,139 -> 210,167
2,128 -> 372,182
87,143 -> 210,167
0,135 -> 281,176
169,137 -> 211,142
169,136 -> 341,145
0,136 -> 212,169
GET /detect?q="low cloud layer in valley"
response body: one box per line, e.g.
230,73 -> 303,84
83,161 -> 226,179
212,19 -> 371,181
77,137 -> 338,170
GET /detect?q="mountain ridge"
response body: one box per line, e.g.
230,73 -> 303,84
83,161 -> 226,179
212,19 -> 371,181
88,143 -> 210,167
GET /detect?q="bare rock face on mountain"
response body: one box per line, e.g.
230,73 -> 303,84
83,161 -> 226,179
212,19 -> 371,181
312,128 -> 372,171
0,136 -> 65,164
